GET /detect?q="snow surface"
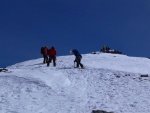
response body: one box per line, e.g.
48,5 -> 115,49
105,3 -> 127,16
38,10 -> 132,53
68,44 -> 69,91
0,53 -> 150,113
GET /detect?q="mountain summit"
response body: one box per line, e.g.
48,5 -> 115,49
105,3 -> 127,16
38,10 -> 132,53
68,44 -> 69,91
0,53 -> 150,113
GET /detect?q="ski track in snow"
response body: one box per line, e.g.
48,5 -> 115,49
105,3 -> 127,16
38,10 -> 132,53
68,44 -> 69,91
0,53 -> 150,113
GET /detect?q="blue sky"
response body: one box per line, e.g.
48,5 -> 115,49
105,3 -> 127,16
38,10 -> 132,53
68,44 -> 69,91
0,0 -> 150,67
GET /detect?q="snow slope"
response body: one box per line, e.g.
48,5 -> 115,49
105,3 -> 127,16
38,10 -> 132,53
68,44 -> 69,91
0,53 -> 150,113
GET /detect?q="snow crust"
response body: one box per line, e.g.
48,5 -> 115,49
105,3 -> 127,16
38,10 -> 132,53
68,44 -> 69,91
0,53 -> 150,113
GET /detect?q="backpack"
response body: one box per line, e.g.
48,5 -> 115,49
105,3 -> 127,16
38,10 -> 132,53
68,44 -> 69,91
41,47 -> 44,54
48,48 -> 56,56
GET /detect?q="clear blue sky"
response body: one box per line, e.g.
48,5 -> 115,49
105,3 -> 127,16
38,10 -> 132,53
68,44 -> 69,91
0,0 -> 150,67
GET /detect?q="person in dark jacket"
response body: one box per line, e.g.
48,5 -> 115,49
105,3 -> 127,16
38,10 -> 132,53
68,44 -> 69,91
41,46 -> 48,63
70,49 -> 84,68
47,46 -> 57,67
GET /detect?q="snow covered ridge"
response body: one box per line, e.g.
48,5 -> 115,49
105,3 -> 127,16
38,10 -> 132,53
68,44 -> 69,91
0,53 -> 150,113
8,53 -> 150,74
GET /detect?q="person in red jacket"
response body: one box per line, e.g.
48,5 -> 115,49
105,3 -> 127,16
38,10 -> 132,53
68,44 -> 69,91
47,46 -> 57,67
41,46 -> 48,63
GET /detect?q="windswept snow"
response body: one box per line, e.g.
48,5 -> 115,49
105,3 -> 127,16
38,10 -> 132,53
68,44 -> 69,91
0,53 -> 150,113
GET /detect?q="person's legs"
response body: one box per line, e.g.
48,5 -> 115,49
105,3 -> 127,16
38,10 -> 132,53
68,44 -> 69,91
47,57 -> 49,66
75,57 -> 79,67
77,57 -> 84,68
43,54 -> 45,63
79,62 -> 84,68
52,56 -> 56,66
43,55 -> 48,63
76,57 -> 82,68
47,57 -> 51,66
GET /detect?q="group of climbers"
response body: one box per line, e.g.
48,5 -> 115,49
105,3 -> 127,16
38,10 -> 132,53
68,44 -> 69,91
100,45 -> 123,54
41,46 -> 57,67
41,46 -> 84,69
